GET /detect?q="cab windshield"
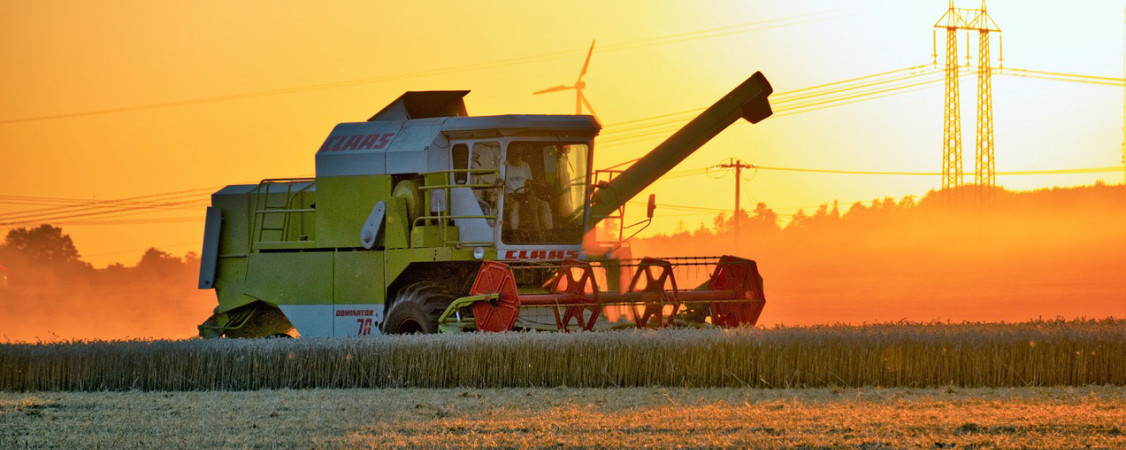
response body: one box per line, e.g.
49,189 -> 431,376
501,141 -> 589,245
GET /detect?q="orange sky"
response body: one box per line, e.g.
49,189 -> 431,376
0,0 -> 1123,267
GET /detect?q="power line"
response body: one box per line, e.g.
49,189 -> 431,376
0,10 -> 851,126
5,59 -> 1119,230
597,65 -> 947,148
0,186 -> 218,228
599,64 -> 935,131
57,217 -> 204,226
997,67 -> 1125,87
0,198 -> 209,228
596,64 -> 1121,151
0,187 -> 217,221
715,164 -> 1123,176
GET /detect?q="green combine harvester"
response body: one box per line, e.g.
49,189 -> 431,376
197,72 -> 774,337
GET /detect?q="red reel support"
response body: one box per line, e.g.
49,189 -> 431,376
627,257 -> 682,328
706,255 -> 766,327
543,259 -> 601,331
469,261 -> 521,332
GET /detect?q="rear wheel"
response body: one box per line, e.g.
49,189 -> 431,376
382,282 -> 454,334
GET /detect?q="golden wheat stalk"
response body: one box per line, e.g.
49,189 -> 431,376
1,319 -> 1122,391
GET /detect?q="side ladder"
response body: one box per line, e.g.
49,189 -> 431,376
250,178 -> 316,250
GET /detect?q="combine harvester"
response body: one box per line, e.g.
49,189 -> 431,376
197,72 -> 774,337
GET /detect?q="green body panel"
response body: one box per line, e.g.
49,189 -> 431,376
244,252 -> 335,305
214,251 -> 386,314
205,173 -> 486,317
384,198 -> 411,249
206,173 -> 482,316
214,254 -> 248,290
215,290 -> 255,314
214,257 -> 253,314
333,251 -> 385,305
422,173 -> 446,211
211,188 -> 252,256
382,247 -> 480,290
209,188 -> 255,314
252,187 -> 316,248
411,224 -> 459,248
315,175 -> 392,248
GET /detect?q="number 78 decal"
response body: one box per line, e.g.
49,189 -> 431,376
357,318 -> 373,336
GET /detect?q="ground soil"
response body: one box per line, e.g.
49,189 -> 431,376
1,386 -> 1122,448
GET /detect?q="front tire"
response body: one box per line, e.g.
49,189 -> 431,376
382,282 -> 454,334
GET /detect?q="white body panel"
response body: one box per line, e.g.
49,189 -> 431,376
278,304 -> 385,338
449,186 -> 494,243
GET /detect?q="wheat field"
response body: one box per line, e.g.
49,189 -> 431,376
1,319 -> 1122,391
2,387 -> 1123,448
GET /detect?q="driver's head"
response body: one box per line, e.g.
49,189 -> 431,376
507,149 -> 523,164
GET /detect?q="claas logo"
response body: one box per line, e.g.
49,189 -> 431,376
319,133 -> 395,152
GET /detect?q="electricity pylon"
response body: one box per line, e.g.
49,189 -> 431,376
934,1 -> 1001,189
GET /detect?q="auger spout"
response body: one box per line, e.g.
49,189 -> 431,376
588,72 -> 773,224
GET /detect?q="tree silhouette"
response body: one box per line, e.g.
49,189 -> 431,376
0,225 -> 84,267
0,225 -> 91,284
137,247 -> 186,278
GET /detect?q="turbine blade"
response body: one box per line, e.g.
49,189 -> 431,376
578,39 -> 595,80
580,92 -> 599,122
533,85 -> 573,95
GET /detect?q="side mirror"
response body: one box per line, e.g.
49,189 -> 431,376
646,194 -> 657,219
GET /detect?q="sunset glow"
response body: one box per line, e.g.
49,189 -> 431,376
0,1 -> 1123,341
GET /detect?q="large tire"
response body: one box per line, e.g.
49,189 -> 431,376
382,282 -> 454,334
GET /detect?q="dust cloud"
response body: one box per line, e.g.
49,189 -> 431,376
0,251 -> 213,343
632,183 -> 1126,325
1,184 -> 1122,342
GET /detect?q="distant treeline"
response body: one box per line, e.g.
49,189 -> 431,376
640,182 -> 1124,253
0,183 -> 1122,341
0,224 -> 200,287
0,225 -> 212,342
633,183 -> 1126,326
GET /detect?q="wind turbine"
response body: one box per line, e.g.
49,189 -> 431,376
533,40 -> 598,121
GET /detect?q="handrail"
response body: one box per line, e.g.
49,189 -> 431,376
414,168 -> 501,248
249,178 -> 317,249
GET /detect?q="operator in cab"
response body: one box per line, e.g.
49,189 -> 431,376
503,148 -> 552,239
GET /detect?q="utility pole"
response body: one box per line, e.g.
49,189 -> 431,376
714,158 -> 756,247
